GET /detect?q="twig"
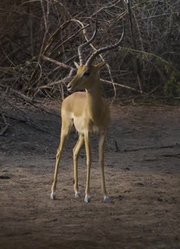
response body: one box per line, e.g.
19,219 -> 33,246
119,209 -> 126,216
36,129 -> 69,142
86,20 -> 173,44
49,23 -> 89,57
90,0 -> 122,18
41,55 -> 74,70
0,113 -> 9,136
126,0 -> 143,94
3,112 -> 57,136
101,79 -> 143,93
119,144 -> 180,153
0,83 -> 38,103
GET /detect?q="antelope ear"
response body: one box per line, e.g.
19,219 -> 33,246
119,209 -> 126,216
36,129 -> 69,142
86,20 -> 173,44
95,61 -> 106,70
74,61 -> 79,69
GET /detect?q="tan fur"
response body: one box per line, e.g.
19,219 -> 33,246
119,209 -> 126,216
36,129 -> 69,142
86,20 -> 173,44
51,62 -> 110,202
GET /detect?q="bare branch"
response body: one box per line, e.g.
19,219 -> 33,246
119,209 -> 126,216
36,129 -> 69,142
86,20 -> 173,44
41,55 -> 74,71
101,79 -> 143,94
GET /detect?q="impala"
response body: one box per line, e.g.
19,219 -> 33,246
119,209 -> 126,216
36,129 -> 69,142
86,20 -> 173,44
51,26 -> 124,203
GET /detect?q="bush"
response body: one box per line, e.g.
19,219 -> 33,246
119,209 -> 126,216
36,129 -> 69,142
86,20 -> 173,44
0,0 -> 179,100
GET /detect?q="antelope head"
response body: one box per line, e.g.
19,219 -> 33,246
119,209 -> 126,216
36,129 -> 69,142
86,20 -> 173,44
67,62 -> 106,92
67,26 -> 124,92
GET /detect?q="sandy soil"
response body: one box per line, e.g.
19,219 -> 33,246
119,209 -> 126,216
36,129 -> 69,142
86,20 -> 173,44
0,103 -> 180,249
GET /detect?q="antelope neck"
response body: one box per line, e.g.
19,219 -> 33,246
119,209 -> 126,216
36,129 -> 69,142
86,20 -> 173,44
85,82 -> 103,121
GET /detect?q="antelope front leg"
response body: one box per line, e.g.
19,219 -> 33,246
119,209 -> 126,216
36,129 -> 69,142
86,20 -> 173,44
99,132 -> 109,202
84,132 -> 91,203
51,131 -> 68,200
73,134 -> 84,198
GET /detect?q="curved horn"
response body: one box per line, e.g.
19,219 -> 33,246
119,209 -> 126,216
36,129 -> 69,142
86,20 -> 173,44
86,27 -> 124,67
70,19 -> 97,65
78,25 -> 97,65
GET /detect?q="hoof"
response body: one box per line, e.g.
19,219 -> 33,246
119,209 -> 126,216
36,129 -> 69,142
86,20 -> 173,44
50,192 -> 56,200
103,195 -> 111,203
75,191 -> 81,198
84,195 -> 91,203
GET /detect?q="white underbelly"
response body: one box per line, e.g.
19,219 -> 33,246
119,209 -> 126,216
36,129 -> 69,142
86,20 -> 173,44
73,115 -> 100,134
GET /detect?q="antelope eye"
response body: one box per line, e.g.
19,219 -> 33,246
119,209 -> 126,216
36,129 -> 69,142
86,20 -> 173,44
83,71 -> 91,77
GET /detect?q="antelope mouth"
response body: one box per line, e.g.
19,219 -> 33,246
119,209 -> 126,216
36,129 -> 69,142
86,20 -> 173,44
67,83 -> 81,92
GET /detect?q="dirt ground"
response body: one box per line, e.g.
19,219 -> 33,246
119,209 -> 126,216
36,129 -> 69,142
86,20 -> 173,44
0,102 -> 180,249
